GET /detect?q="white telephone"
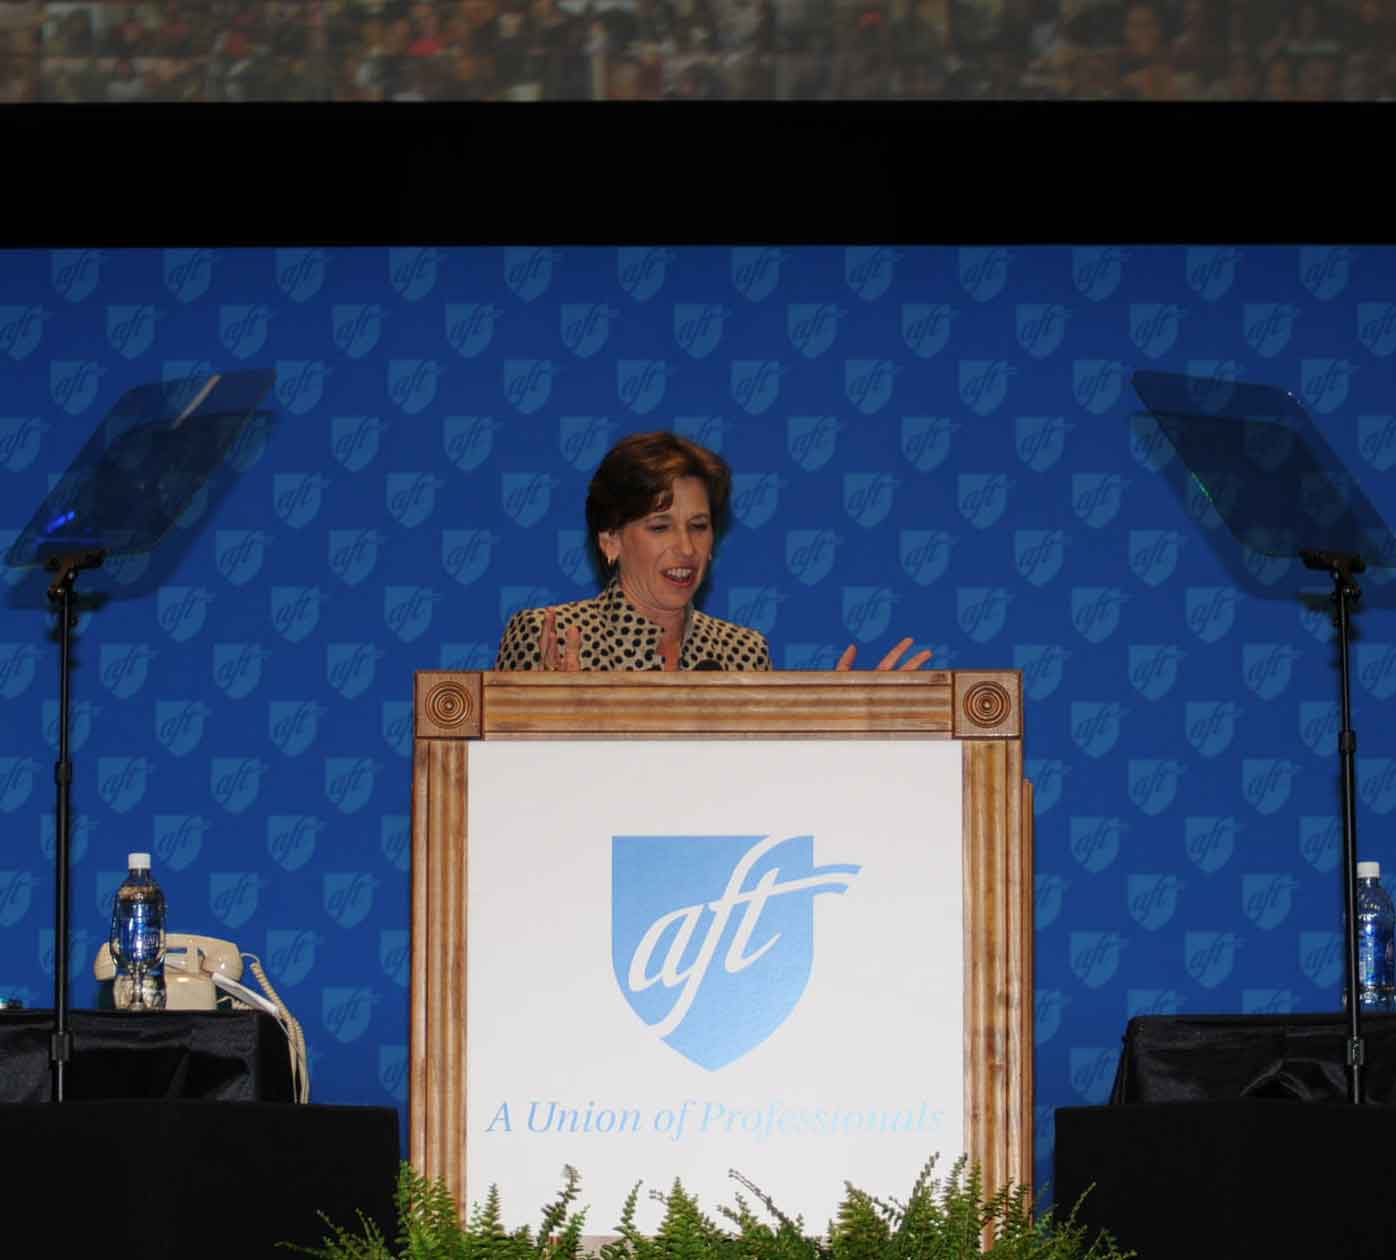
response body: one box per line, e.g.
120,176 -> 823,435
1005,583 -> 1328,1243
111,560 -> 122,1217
95,933 -> 309,1102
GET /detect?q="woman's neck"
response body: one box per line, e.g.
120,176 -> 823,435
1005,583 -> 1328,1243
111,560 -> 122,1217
615,573 -> 688,641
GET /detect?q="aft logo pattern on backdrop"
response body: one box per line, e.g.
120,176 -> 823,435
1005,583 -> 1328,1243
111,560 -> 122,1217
3,244 -> 1395,1188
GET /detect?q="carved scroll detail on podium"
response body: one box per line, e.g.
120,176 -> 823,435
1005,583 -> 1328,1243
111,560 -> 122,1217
964,681 -> 1011,728
415,672 -> 483,739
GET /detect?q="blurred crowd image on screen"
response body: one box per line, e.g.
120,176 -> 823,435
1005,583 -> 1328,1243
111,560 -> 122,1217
0,0 -> 1393,104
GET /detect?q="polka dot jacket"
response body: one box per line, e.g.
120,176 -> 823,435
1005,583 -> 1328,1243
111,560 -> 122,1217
494,579 -> 773,672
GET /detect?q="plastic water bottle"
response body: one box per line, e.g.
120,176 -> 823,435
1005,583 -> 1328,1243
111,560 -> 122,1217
110,852 -> 167,1011
1356,861 -> 1395,1014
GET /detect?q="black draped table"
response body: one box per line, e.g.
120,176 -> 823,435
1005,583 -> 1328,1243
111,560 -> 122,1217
0,1008 -> 294,1102
1056,1014 -> 1396,1258
0,1011 -> 397,1256
0,1100 -> 399,1257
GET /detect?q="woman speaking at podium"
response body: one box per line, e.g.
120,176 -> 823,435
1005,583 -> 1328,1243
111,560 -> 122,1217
494,432 -> 931,673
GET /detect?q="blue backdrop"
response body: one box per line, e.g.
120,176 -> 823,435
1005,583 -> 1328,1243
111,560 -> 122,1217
1,244 -> 1393,1196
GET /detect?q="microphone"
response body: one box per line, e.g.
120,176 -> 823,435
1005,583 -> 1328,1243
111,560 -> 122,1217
693,659 -> 724,671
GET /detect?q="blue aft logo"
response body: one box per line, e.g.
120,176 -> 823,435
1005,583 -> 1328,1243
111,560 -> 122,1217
156,701 -> 211,758
1069,816 -> 1124,874
901,303 -> 954,358
846,358 -> 901,415
1186,816 -> 1239,875
1243,874 -> 1298,931
505,247 -> 560,303
1129,760 -> 1185,816
901,416 -> 956,472
845,246 -> 899,301
271,587 -> 326,644
221,303 -> 272,360
619,360 -> 668,415
277,360 -> 329,414
51,249 -> 103,303
1014,530 -> 1068,588
329,529 -> 385,587
324,872 -> 378,929
900,530 -> 955,587
1072,248 -> 1127,302
732,360 -> 783,415
1243,303 -> 1298,359
164,249 -> 216,303
730,247 -> 786,303
329,643 -> 385,699
0,416 -> 45,472
389,359 -> 441,414
1128,875 -> 1183,931
1016,304 -> 1069,359
786,303 -> 841,359
0,305 -> 48,361
959,360 -> 1013,415
267,929 -> 320,987
276,248 -> 326,303
618,248 -> 673,303
786,530 -> 840,587
612,834 -> 858,1070
387,473 -> 443,529
958,247 -> 1012,302
1015,643 -> 1069,701
211,759 -> 268,815
445,304 -> 501,358
674,304 -> 726,360
213,642 -> 270,699
332,305 -> 384,359
1300,246 -> 1355,302
1129,303 -> 1183,359
1187,701 -> 1241,758
788,415 -> 839,471
1186,931 -> 1242,989
563,303 -> 617,359
957,587 -> 1011,644
1016,416 -> 1070,472
211,872 -> 263,930
559,416 -> 614,471
1358,303 -> 1396,357
389,247 -> 442,302
844,473 -> 898,529
384,588 -> 439,645
1070,932 -> 1125,989
50,360 -> 103,415
443,415 -> 496,473
268,815 -> 323,872
332,415 -> 388,474
1186,247 -> 1241,302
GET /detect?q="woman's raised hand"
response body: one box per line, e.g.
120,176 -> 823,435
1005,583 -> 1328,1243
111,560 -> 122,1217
835,637 -> 934,671
539,608 -> 582,672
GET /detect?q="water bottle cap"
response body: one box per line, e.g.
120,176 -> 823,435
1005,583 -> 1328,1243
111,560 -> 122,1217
1358,861 -> 1381,879
127,852 -> 152,871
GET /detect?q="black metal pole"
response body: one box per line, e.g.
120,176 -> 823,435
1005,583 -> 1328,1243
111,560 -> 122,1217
44,549 -> 104,1103
1334,566 -> 1364,1104
1306,551 -> 1365,1103
49,571 -> 76,1102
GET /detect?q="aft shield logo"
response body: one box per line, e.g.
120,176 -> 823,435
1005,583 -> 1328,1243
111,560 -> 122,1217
1358,303 -> 1396,357
276,248 -> 326,303
1244,303 -> 1298,358
331,304 -> 383,359
845,247 -> 899,301
731,247 -> 786,303
443,415 -> 496,473
106,305 -> 158,359
901,303 -> 954,358
1072,248 -> 1127,302
389,247 -> 442,302
787,303 -> 841,359
1130,304 -> 1183,359
958,247 -> 1012,302
901,416 -> 956,472
505,247 -> 560,303
1300,246 -> 1355,302
446,304 -> 501,358
563,303 -> 617,359
618,248 -> 673,303
164,249 -> 216,303
674,304 -> 726,359
51,249 -> 103,303
612,834 -> 858,1070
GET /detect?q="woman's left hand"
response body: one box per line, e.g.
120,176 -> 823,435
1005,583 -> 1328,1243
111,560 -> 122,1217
835,638 -> 934,671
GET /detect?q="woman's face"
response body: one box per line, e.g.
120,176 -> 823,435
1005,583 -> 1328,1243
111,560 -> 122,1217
599,476 -> 714,619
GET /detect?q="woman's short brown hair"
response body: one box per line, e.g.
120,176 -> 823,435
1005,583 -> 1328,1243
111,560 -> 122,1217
585,431 -> 731,571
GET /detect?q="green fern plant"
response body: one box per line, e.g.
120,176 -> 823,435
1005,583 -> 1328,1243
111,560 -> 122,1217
285,1155 -> 1132,1260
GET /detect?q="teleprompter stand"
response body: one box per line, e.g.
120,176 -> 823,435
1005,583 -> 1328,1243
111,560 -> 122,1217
4,370 -> 274,1102
1132,370 -> 1396,1104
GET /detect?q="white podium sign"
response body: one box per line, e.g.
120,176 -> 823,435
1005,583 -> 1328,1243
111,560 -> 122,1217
410,671 -> 1031,1228
466,740 -> 963,1230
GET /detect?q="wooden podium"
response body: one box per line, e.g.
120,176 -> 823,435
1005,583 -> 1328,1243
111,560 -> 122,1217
410,670 -> 1032,1217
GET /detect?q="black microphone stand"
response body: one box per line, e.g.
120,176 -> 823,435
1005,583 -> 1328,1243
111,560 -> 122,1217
45,548 -> 105,1103
1303,548 -> 1367,1103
